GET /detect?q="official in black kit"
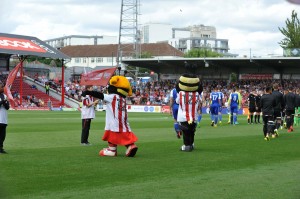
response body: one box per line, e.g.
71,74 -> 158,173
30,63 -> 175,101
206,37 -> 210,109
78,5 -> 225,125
247,91 -> 256,124
255,91 -> 262,124
272,83 -> 284,135
283,87 -> 296,132
260,87 -> 276,141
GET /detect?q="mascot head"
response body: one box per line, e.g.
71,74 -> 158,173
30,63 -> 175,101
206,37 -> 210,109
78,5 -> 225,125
176,73 -> 202,93
108,75 -> 132,98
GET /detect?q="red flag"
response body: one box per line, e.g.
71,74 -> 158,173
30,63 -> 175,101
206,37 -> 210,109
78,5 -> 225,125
80,67 -> 117,86
4,62 -> 22,102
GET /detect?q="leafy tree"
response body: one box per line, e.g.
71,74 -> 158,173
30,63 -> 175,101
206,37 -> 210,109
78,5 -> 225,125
126,65 -> 151,76
131,51 -> 152,59
230,73 -> 237,83
126,52 -> 152,76
278,10 -> 300,49
184,48 -> 223,58
25,56 -> 63,67
139,51 -> 152,58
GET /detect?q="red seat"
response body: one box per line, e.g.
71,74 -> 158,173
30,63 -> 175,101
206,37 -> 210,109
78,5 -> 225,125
11,78 -> 70,108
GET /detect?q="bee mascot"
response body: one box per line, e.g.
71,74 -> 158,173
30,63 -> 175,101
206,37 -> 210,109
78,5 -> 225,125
176,74 -> 202,152
82,75 -> 138,157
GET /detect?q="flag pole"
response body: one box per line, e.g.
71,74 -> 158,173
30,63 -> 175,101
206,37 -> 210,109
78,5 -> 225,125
19,56 -> 25,105
61,59 -> 65,106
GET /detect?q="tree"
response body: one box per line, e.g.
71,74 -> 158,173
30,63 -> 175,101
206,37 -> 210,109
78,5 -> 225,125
140,51 -> 152,58
230,73 -> 237,83
25,56 -> 63,67
278,10 -> 300,49
184,48 -> 223,58
132,51 -> 152,58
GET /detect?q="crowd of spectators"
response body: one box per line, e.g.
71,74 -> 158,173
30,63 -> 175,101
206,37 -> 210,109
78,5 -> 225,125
0,74 -> 47,108
55,78 -> 300,108
42,78 -> 176,106
15,73 -> 300,108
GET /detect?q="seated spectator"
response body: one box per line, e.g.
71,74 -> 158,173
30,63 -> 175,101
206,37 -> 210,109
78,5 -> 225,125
38,99 -> 44,107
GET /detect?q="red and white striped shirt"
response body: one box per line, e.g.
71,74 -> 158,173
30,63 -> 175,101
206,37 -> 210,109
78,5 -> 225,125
81,95 -> 95,119
176,91 -> 201,122
103,94 -> 131,132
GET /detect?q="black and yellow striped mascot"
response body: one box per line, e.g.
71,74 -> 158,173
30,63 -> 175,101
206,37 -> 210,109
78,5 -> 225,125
176,74 -> 203,152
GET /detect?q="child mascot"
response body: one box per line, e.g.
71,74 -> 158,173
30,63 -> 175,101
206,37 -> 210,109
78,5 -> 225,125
176,74 -> 202,152
82,75 -> 138,157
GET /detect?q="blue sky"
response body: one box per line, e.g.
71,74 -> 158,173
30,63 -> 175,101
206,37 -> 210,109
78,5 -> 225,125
1,0 -> 299,57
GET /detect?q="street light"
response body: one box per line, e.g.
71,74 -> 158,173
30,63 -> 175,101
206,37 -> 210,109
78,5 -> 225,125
112,52 -> 114,67
205,62 -> 209,67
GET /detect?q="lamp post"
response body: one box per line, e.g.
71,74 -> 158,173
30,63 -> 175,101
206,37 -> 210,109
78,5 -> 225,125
112,52 -> 114,67
204,47 -> 209,67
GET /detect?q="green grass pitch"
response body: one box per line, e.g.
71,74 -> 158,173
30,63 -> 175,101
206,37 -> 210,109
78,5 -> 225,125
0,111 -> 300,199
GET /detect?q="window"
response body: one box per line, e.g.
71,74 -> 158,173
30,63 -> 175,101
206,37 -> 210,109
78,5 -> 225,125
96,57 -> 103,63
143,26 -> 149,43
75,58 -> 81,63
83,58 -> 87,63
107,57 -> 112,62
91,58 -> 95,63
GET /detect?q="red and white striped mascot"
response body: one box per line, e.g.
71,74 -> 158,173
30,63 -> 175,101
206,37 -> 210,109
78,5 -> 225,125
82,74 -> 138,157
176,74 -> 203,152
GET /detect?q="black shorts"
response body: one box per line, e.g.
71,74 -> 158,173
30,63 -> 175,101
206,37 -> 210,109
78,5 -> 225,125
256,107 -> 262,112
249,106 -> 256,113
285,109 -> 295,116
274,111 -> 281,119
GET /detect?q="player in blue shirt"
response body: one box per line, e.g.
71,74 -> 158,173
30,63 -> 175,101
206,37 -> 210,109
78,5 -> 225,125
217,88 -> 224,124
170,87 -> 181,138
228,88 -> 240,125
197,91 -> 203,128
210,87 -> 221,127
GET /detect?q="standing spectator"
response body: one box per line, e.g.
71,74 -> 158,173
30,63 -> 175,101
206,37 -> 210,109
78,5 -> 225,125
81,85 -> 99,145
261,86 -> 276,141
45,82 -> 50,95
283,87 -> 296,132
0,83 -> 10,154
47,99 -> 52,110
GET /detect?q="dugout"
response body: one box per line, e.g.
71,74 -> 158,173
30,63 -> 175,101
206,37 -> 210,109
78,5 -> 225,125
0,32 -> 70,106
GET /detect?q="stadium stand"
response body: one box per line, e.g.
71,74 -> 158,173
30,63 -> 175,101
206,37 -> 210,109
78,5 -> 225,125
11,78 -> 63,109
